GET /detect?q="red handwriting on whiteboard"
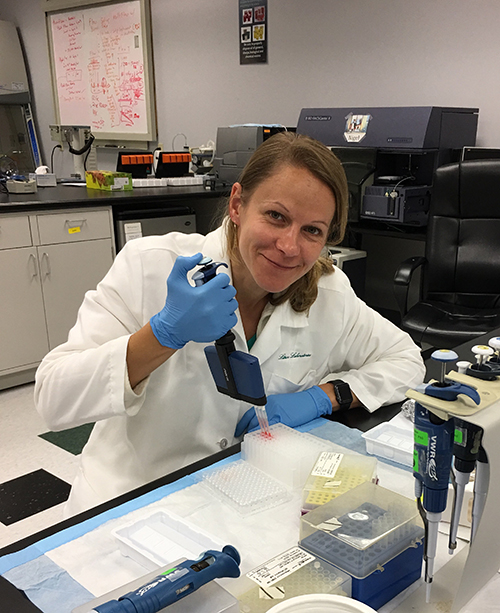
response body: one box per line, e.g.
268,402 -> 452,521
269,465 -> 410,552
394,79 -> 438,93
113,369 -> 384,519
52,2 -> 146,131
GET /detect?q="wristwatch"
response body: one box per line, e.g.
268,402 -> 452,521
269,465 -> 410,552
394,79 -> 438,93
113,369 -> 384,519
329,379 -> 353,411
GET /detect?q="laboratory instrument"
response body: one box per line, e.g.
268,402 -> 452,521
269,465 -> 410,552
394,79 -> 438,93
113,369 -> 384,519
488,336 -> 500,363
193,257 -> 270,434
154,151 -> 192,178
413,349 -> 480,602
0,20 -> 41,174
116,151 -> 154,178
296,106 -> 478,224
50,124 -> 95,180
213,125 -> 290,185
449,418 -> 483,553
90,546 -> 241,613
471,445 -> 489,542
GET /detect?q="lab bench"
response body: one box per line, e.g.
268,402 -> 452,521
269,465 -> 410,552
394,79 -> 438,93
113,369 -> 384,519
0,408 -> 404,613
0,184 -> 226,390
2,319 -> 500,613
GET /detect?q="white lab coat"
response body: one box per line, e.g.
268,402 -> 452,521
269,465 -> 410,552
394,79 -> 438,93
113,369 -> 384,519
34,226 -> 424,514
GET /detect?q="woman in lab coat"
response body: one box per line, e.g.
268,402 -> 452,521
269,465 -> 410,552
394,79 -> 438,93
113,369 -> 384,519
35,132 -> 425,515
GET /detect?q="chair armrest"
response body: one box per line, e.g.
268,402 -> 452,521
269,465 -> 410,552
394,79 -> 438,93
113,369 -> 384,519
393,256 -> 426,317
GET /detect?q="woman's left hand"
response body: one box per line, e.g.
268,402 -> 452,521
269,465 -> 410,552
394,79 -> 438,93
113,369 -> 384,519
234,386 -> 332,437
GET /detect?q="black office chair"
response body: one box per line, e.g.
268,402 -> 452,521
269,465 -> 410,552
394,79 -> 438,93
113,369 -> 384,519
394,159 -> 500,350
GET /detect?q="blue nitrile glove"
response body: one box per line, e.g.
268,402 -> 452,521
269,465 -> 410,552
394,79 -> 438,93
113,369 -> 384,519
150,253 -> 238,349
235,386 -> 332,437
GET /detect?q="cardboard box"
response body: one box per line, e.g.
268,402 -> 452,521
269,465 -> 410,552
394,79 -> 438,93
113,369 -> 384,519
85,170 -> 132,191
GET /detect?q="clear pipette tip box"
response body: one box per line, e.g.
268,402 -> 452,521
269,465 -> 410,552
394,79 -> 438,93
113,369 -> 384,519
200,459 -> 292,516
238,546 -> 351,612
299,481 -> 424,608
302,452 -> 378,514
299,481 -> 424,579
242,423 -> 334,490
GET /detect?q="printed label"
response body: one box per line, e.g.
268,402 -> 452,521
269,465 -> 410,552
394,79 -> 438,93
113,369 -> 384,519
311,452 -> 343,478
344,113 -> 371,143
124,221 -> 143,242
112,177 -> 129,189
68,226 -> 81,234
414,429 -> 429,446
413,449 -> 419,472
454,428 -> 465,445
246,547 -> 315,589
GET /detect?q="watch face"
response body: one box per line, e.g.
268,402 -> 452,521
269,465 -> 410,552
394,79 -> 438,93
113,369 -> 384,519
334,381 -> 352,409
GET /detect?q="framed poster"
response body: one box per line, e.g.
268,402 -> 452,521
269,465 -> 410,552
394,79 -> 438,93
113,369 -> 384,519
239,0 -> 268,65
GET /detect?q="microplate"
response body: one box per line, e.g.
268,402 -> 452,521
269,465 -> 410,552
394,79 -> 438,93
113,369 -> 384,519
201,459 -> 292,516
302,452 -> 378,513
238,546 -> 351,612
242,423 -> 334,489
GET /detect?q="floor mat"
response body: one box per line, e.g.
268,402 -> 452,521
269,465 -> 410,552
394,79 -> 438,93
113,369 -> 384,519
38,423 -> 94,455
0,469 -> 71,525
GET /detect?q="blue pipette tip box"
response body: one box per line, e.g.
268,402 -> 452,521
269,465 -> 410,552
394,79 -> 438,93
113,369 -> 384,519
299,481 -> 424,608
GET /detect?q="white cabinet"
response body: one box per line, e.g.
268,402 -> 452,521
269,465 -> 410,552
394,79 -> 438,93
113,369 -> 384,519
0,207 -> 115,388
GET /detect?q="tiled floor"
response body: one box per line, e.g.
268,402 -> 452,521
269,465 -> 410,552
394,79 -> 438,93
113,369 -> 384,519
0,382 -> 80,549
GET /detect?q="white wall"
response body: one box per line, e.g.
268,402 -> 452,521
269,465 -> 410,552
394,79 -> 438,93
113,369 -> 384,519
2,0 -> 500,173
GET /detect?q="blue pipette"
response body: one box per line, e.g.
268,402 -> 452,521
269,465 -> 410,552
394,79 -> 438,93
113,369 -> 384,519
91,546 -> 241,613
413,349 -> 480,602
192,257 -> 271,435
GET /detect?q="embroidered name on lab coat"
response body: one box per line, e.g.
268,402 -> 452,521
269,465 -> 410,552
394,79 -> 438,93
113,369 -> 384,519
278,352 -> 312,360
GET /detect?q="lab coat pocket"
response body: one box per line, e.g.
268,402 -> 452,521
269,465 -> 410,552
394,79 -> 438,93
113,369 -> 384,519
267,370 -> 318,395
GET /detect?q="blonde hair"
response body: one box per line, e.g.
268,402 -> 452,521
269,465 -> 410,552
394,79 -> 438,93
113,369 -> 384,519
224,132 -> 349,313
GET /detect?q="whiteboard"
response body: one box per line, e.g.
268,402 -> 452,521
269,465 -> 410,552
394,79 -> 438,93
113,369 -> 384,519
47,0 -> 156,143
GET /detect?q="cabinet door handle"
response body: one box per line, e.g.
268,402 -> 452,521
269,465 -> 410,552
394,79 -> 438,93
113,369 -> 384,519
65,219 -> 87,231
41,251 -> 51,277
29,253 -> 38,278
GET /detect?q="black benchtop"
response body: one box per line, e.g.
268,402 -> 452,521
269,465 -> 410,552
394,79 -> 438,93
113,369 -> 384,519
0,184 -> 227,214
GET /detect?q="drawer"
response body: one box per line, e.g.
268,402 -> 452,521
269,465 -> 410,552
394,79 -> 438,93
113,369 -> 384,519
0,215 -> 32,250
37,209 -> 112,245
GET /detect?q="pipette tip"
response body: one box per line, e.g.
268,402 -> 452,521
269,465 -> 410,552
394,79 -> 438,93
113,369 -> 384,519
425,580 -> 431,603
255,406 -> 272,437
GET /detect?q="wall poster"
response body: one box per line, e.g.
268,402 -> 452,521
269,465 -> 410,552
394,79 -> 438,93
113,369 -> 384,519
239,0 -> 268,64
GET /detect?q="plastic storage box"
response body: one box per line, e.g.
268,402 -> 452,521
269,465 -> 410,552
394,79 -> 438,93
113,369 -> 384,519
362,422 -> 413,467
242,424 -> 333,490
112,510 -> 225,571
299,482 -> 424,609
302,452 -> 377,514
201,459 -> 292,516
238,546 -> 351,612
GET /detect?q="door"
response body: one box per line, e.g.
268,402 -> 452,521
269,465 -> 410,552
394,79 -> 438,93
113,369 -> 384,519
0,247 -> 49,371
38,239 -> 114,349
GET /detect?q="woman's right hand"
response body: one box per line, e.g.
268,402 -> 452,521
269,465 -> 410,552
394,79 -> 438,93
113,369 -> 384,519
150,253 -> 238,349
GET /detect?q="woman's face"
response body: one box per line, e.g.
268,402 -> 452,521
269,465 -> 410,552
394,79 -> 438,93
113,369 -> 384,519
229,164 -> 336,295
